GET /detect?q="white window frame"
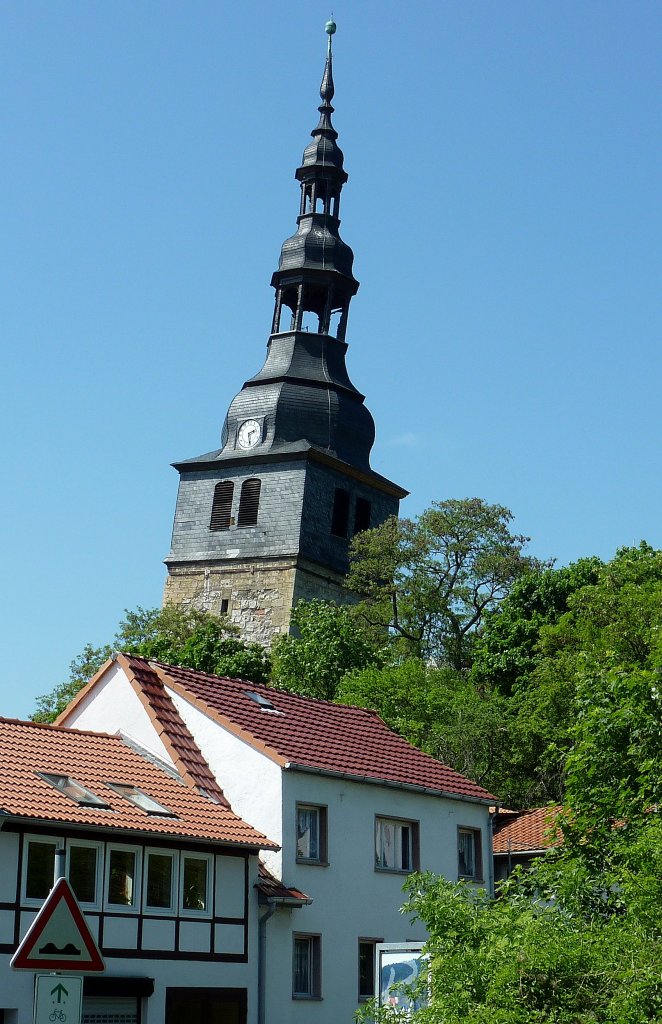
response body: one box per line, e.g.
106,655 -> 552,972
375,816 -> 418,873
21,834 -> 63,906
179,851 -> 213,917
296,803 -> 328,865
104,843 -> 142,913
143,848 -> 178,915
66,838 -> 103,909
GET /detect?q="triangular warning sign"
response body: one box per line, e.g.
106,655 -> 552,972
11,877 -> 105,971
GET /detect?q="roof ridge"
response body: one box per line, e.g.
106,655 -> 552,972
0,716 -> 127,743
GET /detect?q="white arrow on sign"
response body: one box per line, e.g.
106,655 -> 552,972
34,974 -> 83,1024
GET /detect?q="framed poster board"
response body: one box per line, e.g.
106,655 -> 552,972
376,942 -> 427,1013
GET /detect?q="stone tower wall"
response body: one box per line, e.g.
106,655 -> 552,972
163,556 -> 350,647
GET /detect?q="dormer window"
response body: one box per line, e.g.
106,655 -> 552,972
37,773 -> 110,808
105,783 -> 176,818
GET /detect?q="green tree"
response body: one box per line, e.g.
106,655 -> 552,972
471,557 -> 602,696
338,661 -> 509,792
348,498 -> 543,670
271,599 -> 383,701
32,604 -> 270,722
361,547 -> 662,1024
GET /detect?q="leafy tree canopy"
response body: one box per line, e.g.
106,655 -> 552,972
32,604 -> 270,722
271,599 -> 383,701
348,498 -> 544,670
338,661 -> 509,793
362,578 -> 662,1024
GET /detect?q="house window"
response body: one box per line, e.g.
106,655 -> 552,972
180,853 -> 212,915
24,837 -> 60,901
353,497 -> 372,535
358,939 -> 382,1001
330,488 -> 350,537
106,845 -> 139,909
237,478 -> 261,527
144,850 -> 177,912
292,934 -> 322,999
68,842 -> 101,905
210,481 -> 234,531
458,827 -> 483,880
296,804 -> 328,864
375,817 -> 419,873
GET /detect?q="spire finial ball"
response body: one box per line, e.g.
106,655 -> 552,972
325,19 -> 336,36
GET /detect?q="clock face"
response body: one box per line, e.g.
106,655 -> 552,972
237,419 -> 261,450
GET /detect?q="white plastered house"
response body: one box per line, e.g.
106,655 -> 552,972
57,653 -> 497,1024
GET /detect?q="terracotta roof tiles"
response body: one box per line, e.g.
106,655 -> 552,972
123,657 -> 497,803
0,717 -> 277,850
493,806 -> 562,854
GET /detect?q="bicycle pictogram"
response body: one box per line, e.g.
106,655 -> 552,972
49,1011 -> 67,1022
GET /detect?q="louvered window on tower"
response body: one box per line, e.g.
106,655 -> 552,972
353,497 -> 371,535
210,481 -> 234,531
237,478 -> 261,527
331,487 -> 350,537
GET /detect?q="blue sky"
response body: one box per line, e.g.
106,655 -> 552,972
2,1 -> 661,719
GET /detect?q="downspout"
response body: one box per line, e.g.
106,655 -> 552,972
258,901 -> 276,1024
487,808 -> 498,897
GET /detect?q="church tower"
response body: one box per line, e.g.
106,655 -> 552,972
163,22 -> 407,644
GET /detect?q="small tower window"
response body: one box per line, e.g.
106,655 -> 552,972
237,478 -> 261,527
210,481 -> 234,531
331,488 -> 350,538
353,497 -> 372,535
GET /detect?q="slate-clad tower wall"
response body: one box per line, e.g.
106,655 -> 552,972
164,23 -> 407,645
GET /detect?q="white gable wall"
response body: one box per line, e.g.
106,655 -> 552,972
166,688 -> 283,878
62,662 -> 175,767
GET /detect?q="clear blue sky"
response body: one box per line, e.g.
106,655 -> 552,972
2,2 -> 661,719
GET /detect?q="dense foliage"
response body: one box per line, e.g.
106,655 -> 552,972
357,543 -> 662,1024
271,599 -> 383,700
347,498 -> 542,669
32,604 -> 271,722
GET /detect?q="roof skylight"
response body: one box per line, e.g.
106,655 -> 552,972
38,773 -> 111,809
244,690 -> 278,711
105,782 -> 176,817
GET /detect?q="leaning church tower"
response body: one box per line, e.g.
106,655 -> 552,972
163,22 -> 407,645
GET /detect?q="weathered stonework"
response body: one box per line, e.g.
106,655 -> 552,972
163,557 -> 352,648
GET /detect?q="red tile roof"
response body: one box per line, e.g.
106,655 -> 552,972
129,658 -> 496,803
493,806 -> 562,854
256,862 -> 310,904
118,654 -> 229,807
0,717 -> 277,850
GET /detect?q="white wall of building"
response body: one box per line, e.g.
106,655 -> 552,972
166,687 -> 283,878
62,662 -> 175,767
261,771 -> 491,1024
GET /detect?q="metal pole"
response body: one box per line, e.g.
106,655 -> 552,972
54,847 -> 66,884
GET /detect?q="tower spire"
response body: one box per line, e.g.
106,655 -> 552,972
269,20 -> 358,341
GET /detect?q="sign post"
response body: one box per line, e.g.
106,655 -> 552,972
34,975 -> 83,1024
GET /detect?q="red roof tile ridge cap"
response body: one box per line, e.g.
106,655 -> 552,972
144,661 -> 388,716
150,665 -> 288,768
119,661 -> 233,808
0,715 -> 127,743
146,659 -> 264,687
